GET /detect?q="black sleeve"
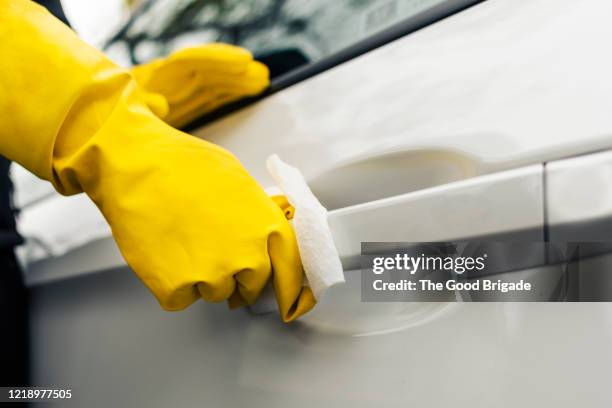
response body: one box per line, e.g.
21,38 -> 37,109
33,0 -> 71,26
0,157 -> 23,249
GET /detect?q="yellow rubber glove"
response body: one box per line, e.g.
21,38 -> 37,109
131,44 -> 270,128
0,0 -> 314,322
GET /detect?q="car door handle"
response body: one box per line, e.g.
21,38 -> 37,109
326,164 -> 545,270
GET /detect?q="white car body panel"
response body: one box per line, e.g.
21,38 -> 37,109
23,0 -> 612,406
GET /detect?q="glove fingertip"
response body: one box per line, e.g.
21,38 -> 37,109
281,286 -> 316,323
245,61 -> 270,92
228,291 -> 248,309
270,195 -> 295,220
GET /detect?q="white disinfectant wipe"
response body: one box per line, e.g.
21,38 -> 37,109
249,155 -> 345,314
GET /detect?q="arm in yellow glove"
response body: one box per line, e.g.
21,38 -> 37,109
0,0 -> 314,321
131,44 -> 270,128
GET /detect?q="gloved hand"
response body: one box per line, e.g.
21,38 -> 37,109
0,0 -> 314,321
131,44 -> 270,128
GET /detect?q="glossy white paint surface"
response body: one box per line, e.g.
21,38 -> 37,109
547,149 -> 612,225
26,0 -> 612,406
30,268 -> 612,408
195,0 -> 612,192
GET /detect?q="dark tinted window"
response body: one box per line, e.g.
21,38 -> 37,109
105,0 -> 449,78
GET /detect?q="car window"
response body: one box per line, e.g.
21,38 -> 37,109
105,0 -> 451,78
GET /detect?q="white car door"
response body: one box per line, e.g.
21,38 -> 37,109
25,0 -> 612,406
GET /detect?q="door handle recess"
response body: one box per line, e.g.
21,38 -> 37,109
308,149 -> 481,210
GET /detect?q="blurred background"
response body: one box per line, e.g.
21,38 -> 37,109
66,0 -> 445,75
